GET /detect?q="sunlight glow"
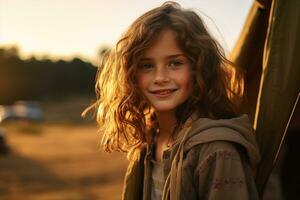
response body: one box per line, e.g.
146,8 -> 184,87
0,0 -> 253,64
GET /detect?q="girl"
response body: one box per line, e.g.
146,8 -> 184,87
89,2 -> 260,200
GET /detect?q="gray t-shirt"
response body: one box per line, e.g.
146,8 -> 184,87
151,159 -> 165,200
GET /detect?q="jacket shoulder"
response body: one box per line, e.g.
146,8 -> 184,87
122,144 -> 147,200
185,140 -> 243,167
183,141 -> 258,199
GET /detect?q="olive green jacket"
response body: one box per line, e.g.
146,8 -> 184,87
122,115 -> 260,200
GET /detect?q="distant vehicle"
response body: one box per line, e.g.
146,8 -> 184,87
0,101 -> 43,122
0,127 -> 9,154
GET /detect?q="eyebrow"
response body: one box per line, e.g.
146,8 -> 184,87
140,54 -> 186,61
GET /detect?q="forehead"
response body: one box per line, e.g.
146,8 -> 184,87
142,29 -> 184,58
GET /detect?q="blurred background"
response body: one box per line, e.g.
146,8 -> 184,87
0,0 -> 279,199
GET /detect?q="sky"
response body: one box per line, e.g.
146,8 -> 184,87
0,0 -> 253,65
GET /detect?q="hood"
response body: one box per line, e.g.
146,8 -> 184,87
174,114 -> 260,168
162,114 -> 260,200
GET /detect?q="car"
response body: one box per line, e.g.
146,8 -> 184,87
0,101 -> 43,122
0,127 -> 9,154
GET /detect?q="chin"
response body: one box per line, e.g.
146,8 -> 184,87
152,105 -> 177,113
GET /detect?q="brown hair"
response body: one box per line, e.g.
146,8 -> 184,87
85,1 -> 243,153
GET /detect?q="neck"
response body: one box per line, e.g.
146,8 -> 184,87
156,110 -> 177,139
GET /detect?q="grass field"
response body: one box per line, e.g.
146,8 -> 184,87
0,96 -> 128,200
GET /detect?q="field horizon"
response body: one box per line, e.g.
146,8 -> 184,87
0,96 -> 128,200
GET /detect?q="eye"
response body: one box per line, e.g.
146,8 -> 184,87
139,62 -> 154,71
138,62 -> 154,72
169,59 -> 184,69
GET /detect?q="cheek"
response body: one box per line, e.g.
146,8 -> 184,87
186,79 -> 193,97
136,74 -> 148,91
136,76 -> 152,103
180,69 -> 193,91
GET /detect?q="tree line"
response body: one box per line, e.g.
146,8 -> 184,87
0,47 -> 99,104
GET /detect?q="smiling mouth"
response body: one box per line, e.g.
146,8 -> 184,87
150,89 -> 177,96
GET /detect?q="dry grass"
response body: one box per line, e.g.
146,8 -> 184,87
0,97 -> 128,200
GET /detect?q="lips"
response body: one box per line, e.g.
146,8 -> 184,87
149,89 -> 177,97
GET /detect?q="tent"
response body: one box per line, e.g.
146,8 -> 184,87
230,0 -> 300,197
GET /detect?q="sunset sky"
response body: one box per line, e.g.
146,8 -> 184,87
0,0 -> 253,64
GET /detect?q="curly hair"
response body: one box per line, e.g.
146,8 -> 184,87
85,1 -> 243,153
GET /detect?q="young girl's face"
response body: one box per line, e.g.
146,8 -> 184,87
136,29 -> 193,114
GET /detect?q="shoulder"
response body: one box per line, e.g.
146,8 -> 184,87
124,144 -> 148,179
183,141 -> 248,183
183,114 -> 258,163
126,143 -> 148,163
186,142 -> 258,200
186,140 -> 241,159
183,141 -> 243,170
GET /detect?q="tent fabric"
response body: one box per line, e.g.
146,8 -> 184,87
256,0 -> 272,9
254,0 -> 300,195
230,1 -> 270,122
231,0 -> 300,197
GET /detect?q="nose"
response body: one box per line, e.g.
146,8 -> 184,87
154,66 -> 170,84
